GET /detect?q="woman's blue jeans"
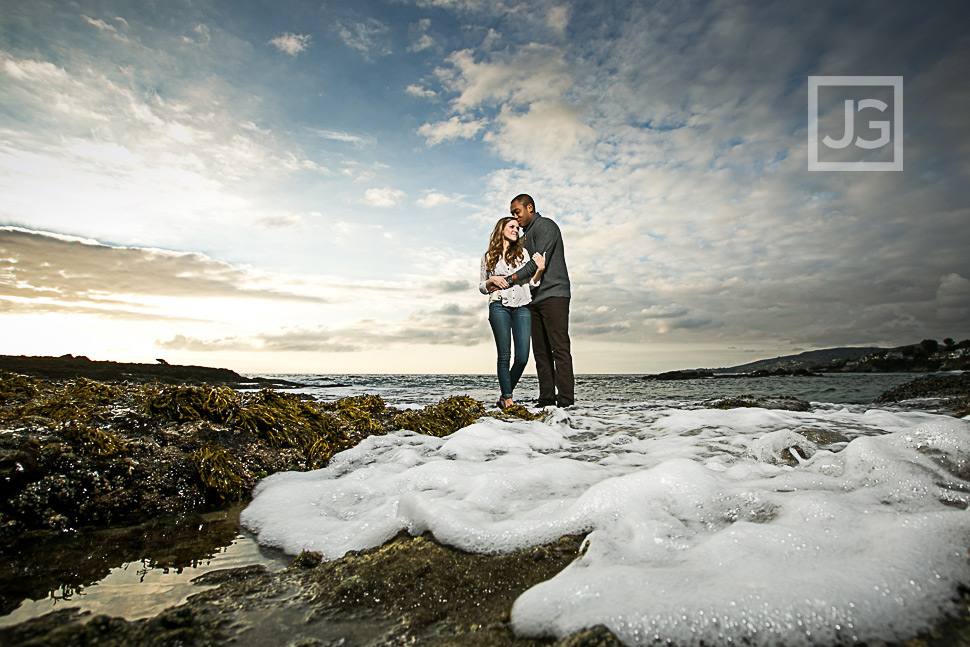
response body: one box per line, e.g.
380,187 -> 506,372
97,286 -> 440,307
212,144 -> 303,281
488,301 -> 532,399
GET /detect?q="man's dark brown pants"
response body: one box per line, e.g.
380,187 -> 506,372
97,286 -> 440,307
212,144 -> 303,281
529,296 -> 574,407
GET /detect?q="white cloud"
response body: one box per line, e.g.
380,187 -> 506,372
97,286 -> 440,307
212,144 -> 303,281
442,45 -> 571,112
406,84 -> 437,99
334,18 -> 391,60
0,50 -> 336,249
416,191 -> 462,208
417,115 -> 486,145
311,129 -> 371,146
547,5 -> 570,36
363,187 -> 406,207
83,15 -> 117,32
269,32 -> 311,56
485,100 -> 594,162
408,18 -> 434,52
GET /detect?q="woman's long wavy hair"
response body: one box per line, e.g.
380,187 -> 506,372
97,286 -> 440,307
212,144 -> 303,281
485,217 -> 525,272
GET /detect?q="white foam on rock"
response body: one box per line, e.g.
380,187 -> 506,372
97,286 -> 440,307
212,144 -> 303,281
240,405 -> 970,646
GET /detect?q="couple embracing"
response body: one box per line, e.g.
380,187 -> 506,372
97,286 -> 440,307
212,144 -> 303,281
478,194 -> 574,409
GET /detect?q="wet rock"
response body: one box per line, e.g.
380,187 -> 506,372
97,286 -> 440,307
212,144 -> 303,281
1,530 -> 582,647
0,372 -> 537,542
711,395 -> 811,411
554,625 -> 623,647
796,428 -> 850,447
642,370 -> 714,380
874,372 -> 970,416
0,354 -> 306,388
191,564 -> 269,585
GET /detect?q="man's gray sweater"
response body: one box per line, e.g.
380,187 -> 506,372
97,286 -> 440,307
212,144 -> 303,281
512,213 -> 570,304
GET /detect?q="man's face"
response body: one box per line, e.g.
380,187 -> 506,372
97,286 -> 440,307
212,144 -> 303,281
510,200 -> 534,227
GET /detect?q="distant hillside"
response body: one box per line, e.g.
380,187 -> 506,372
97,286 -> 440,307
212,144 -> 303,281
712,347 -> 884,374
710,338 -> 970,374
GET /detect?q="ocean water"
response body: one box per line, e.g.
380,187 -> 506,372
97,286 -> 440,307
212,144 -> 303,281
260,371 -> 925,409
242,372 -> 970,647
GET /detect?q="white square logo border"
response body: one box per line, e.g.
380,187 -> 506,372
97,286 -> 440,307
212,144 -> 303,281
808,76 -> 903,172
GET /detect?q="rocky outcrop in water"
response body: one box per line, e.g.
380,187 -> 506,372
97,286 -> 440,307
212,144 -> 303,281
874,372 -> 970,416
712,395 -> 812,411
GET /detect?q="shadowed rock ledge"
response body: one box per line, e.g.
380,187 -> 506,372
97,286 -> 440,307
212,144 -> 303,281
0,354 -> 305,388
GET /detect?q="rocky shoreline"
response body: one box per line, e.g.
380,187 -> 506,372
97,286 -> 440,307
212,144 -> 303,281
0,354 -> 309,388
1,359 -> 969,647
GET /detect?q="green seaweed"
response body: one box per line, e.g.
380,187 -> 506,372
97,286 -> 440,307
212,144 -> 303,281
489,403 -> 542,421
60,421 -> 126,456
392,395 -> 486,437
190,445 -> 249,501
0,371 -> 45,405
142,384 -> 238,424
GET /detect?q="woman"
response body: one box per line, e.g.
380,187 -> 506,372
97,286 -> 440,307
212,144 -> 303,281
480,217 -> 546,409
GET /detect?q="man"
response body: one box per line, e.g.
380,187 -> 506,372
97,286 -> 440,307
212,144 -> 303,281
505,194 -> 574,407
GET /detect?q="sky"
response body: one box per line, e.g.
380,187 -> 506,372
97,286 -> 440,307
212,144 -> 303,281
1,0 -> 968,375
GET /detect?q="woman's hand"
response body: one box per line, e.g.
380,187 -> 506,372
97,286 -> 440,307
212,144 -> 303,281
533,252 -> 546,271
487,275 -> 510,291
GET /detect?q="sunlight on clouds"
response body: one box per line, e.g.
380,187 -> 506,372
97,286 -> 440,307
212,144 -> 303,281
416,191 -> 463,208
1,228 -> 495,372
363,187 -> 406,207
443,45 -> 571,112
486,101 -> 594,162
418,116 -> 486,145
0,48 -> 334,248
1,0 -> 968,372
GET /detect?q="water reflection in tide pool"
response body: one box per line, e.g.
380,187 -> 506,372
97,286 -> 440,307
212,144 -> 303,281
0,505 -> 290,627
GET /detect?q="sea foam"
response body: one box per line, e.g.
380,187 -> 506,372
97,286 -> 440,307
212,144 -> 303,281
240,404 -> 970,646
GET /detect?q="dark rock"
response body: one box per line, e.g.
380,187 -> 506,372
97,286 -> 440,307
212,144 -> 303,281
643,370 -> 714,380
712,395 -> 811,411
874,372 -> 970,416
797,428 -> 850,446
555,625 -> 623,647
0,354 -> 304,388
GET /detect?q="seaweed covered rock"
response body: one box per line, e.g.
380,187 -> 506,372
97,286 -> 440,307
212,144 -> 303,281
393,395 -> 539,437
0,372 -> 540,542
711,395 -> 811,411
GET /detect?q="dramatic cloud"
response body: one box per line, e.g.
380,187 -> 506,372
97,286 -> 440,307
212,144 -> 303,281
1,0 -> 967,372
0,228 -> 329,309
160,302 -> 484,353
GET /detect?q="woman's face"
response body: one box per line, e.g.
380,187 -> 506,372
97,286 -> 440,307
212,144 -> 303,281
502,219 -> 519,242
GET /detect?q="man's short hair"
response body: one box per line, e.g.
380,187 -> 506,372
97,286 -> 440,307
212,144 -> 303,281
511,193 -> 535,211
